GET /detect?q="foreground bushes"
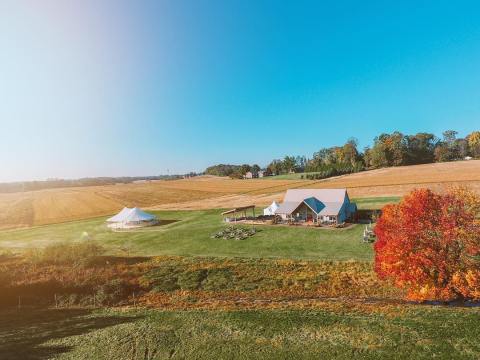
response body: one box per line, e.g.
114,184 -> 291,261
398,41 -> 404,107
0,254 -> 400,309
25,241 -> 105,266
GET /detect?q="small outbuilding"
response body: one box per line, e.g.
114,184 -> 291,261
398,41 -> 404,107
263,201 -> 280,216
106,207 -> 158,230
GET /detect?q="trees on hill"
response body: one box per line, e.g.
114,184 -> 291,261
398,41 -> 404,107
204,129 -> 479,179
374,188 -> 480,302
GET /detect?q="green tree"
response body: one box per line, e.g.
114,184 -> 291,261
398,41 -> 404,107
251,164 -> 261,174
283,156 -> 297,173
240,164 -> 251,175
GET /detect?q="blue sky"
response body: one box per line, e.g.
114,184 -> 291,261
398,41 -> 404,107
1,0 -> 480,182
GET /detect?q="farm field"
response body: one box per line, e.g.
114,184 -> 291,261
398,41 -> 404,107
2,306 -> 480,360
0,160 -> 478,230
0,208 -> 374,261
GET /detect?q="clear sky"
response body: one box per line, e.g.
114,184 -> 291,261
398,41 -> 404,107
1,0 -> 480,182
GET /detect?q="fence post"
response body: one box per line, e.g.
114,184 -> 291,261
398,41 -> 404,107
132,291 -> 136,306
93,294 -> 96,308
18,296 -> 21,309
54,293 -> 58,308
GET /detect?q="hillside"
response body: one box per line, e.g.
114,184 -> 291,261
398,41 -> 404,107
0,160 -> 479,229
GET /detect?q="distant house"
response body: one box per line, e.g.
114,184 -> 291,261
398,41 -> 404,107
244,170 -> 266,179
275,189 -> 356,225
244,171 -> 254,179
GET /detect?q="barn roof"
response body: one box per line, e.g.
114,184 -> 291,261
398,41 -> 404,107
275,189 -> 349,216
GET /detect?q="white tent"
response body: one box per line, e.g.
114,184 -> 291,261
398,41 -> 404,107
107,207 -> 158,229
263,201 -> 280,216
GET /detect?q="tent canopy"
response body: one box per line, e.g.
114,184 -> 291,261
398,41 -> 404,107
263,201 -> 280,216
107,207 -> 156,223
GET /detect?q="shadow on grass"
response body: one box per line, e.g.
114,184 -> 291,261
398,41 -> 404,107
0,307 -> 139,360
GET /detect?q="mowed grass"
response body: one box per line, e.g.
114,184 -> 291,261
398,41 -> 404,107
2,306 -> 479,360
0,209 -> 373,261
353,196 -> 400,210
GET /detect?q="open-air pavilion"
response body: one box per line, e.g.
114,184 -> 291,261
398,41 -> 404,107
221,205 -> 256,223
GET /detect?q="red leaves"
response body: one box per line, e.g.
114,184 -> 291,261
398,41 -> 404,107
374,188 -> 480,301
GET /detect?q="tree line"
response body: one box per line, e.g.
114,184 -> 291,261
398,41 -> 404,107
206,130 -> 480,179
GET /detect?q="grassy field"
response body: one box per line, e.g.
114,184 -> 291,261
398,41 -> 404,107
0,208 -> 374,261
2,306 -> 479,360
1,160 -> 479,229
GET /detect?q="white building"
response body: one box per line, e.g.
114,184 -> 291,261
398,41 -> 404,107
275,189 -> 357,225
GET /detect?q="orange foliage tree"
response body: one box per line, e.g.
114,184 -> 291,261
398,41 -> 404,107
374,188 -> 480,301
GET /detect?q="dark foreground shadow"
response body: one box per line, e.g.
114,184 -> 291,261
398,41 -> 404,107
158,219 -> 180,226
0,307 -> 139,360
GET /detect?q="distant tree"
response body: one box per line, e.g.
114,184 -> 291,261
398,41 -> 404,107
434,130 -> 460,162
455,138 -> 469,159
240,164 -> 252,175
434,143 -> 451,162
342,138 -> 359,166
442,130 -> 458,147
369,132 -> 407,168
467,131 -> 480,157
251,164 -> 261,174
405,133 -> 437,164
282,156 -> 297,173
205,164 -> 242,177
267,159 -> 283,175
295,156 -> 307,172
363,146 -> 372,168
374,188 -> 480,302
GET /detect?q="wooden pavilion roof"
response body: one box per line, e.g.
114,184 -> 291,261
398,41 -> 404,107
221,205 -> 256,216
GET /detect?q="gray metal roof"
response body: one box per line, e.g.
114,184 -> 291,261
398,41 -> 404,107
275,189 -> 349,216
275,201 -> 302,215
316,202 -> 344,216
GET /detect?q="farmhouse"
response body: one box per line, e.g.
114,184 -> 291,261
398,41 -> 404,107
275,189 -> 356,225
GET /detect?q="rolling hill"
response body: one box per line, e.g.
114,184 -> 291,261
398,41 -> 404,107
0,160 -> 479,229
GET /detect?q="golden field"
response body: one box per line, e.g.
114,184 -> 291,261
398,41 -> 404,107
0,160 -> 479,229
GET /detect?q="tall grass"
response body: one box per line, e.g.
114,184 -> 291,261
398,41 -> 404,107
25,241 -> 105,266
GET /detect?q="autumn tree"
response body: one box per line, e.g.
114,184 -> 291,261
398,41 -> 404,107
467,131 -> 480,157
374,188 -> 480,302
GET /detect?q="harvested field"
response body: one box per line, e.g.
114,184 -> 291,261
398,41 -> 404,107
307,160 -> 480,197
1,161 -> 479,229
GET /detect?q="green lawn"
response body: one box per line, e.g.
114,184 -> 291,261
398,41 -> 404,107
353,196 -> 400,210
0,209 -> 373,261
264,172 -> 312,180
2,306 -> 479,359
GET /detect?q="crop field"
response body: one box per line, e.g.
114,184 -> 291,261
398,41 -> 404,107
1,161 -> 478,230
308,160 -> 480,197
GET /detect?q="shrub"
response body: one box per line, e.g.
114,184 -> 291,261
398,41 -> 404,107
95,279 -> 131,306
25,241 -> 105,267
374,188 -> 480,302
177,269 -> 208,290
